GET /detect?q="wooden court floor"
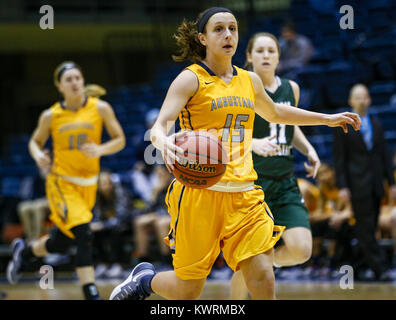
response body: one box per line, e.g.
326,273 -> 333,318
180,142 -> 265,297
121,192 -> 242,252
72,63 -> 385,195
2,276 -> 396,300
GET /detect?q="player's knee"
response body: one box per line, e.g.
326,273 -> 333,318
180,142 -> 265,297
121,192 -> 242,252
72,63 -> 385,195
291,242 -> 312,264
72,224 -> 94,267
178,286 -> 202,300
176,288 -> 202,300
173,281 -> 204,300
246,268 -> 275,294
74,224 -> 93,244
45,235 -> 73,254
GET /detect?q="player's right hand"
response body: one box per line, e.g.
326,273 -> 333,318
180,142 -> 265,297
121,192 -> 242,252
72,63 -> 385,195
304,149 -> 321,178
162,130 -> 189,172
35,149 -> 51,170
252,134 -> 281,157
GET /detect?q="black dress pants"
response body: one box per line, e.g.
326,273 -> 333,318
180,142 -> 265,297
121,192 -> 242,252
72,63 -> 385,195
351,192 -> 387,278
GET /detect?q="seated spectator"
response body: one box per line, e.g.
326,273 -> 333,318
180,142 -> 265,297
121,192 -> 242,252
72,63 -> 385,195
297,178 -> 320,215
1,197 -> 24,245
1,171 -> 44,245
130,161 -> 157,204
137,108 -> 161,165
314,164 -> 354,228
17,167 -> 50,242
378,203 -> 396,268
378,148 -> 396,268
91,170 -> 134,278
129,108 -> 162,204
297,178 -> 323,268
133,165 -> 173,266
298,164 -> 354,270
278,21 -> 314,78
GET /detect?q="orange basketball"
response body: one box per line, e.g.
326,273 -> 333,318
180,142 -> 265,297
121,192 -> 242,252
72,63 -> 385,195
173,131 -> 228,189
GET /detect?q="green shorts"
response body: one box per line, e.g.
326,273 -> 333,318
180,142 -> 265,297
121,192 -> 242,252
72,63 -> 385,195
256,175 -> 311,231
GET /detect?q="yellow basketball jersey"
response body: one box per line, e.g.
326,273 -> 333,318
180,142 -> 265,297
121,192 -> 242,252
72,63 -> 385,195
49,96 -> 103,178
182,63 -> 257,182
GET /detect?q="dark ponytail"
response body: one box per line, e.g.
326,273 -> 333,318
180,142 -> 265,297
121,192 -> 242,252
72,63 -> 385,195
172,17 -> 206,63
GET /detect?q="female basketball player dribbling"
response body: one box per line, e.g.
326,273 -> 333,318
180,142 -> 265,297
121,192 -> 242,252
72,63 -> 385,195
7,62 -> 125,300
110,7 -> 360,300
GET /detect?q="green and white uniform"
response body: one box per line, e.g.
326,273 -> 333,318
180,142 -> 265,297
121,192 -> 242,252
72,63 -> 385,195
253,76 -> 310,230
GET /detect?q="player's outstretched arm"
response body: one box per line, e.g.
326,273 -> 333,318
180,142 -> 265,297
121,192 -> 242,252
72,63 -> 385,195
249,72 -> 361,133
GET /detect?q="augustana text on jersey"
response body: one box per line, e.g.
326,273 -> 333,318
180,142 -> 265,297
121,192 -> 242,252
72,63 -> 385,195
210,96 -> 254,111
58,122 -> 94,133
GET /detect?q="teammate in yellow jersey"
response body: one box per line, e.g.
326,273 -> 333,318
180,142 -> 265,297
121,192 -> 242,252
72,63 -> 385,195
110,7 -> 360,300
7,61 -> 125,300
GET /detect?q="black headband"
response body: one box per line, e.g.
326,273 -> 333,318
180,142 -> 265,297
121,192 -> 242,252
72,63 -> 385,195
57,63 -> 79,82
197,7 -> 233,33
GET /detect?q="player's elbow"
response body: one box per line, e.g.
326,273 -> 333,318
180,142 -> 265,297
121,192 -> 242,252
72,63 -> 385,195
269,113 -> 281,124
149,128 -> 156,145
28,138 -> 35,157
110,132 -> 126,153
29,136 -> 43,151
256,102 -> 279,124
118,134 -> 126,150
150,123 -> 163,148
265,105 -> 281,123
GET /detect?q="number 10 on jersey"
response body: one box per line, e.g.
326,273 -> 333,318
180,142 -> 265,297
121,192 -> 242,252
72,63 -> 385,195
69,133 -> 87,150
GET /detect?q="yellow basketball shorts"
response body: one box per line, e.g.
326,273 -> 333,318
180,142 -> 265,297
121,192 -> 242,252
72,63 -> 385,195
164,180 -> 285,280
46,174 -> 97,239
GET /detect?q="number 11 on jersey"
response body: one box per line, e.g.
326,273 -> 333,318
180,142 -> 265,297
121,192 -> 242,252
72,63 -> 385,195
269,123 -> 286,144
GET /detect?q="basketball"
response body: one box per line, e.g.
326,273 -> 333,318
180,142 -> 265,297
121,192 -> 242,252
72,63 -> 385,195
173,131 -> 228,189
